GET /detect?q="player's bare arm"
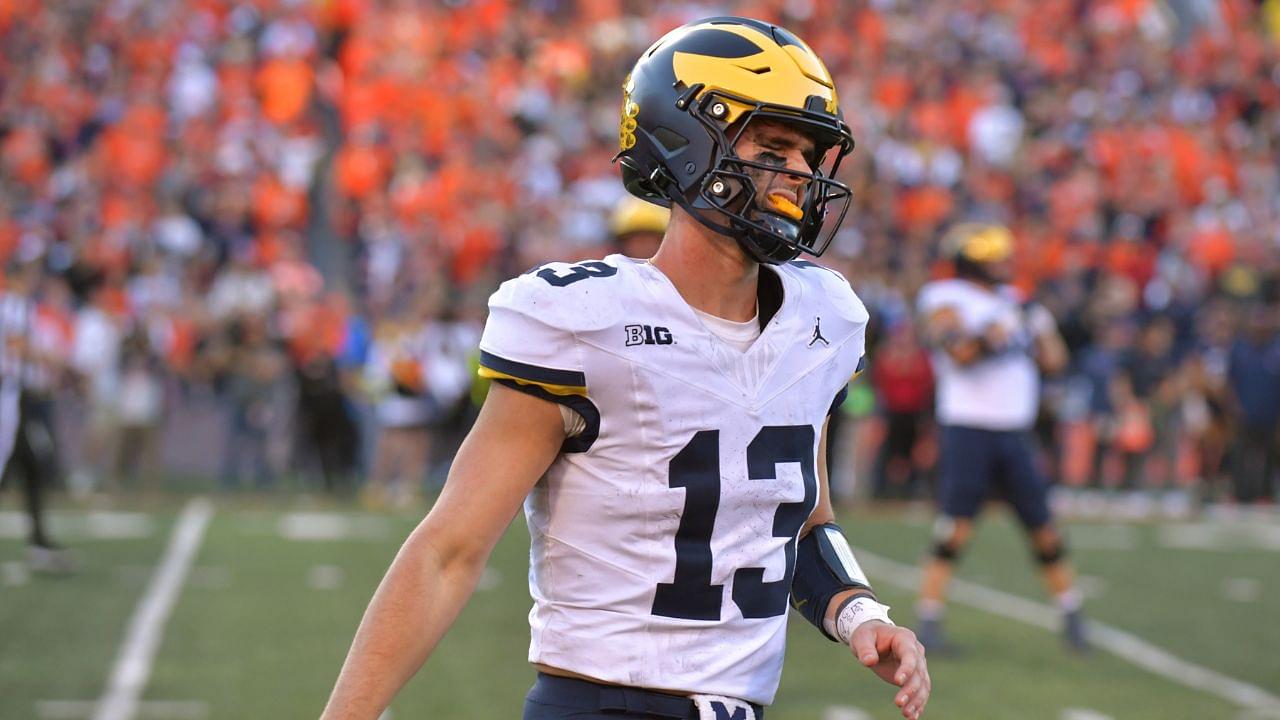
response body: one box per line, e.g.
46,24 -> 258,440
320,383 -> 564,720
800,421 -> 931,719
1027,304 -> 1069,375
925,306 -> 987,366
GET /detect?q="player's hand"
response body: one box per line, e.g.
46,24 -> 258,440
850,620 -> 930,719
982,322 -> 1009,352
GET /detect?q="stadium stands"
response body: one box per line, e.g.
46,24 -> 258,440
0,0 -> 1276,507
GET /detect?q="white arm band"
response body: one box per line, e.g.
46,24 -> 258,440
832,596 -> 895,646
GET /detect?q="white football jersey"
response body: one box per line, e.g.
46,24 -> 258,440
477,254 -> 868,705
917,278 -> 1047,430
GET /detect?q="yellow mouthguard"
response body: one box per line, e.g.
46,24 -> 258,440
766,193 -> 804,221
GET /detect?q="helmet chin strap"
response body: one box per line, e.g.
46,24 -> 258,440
739,211 -> 802,264
666,183 -> 806,265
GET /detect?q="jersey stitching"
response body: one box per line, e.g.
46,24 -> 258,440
541,531 -> 658,581
579,334 -> 756,409
626,355 -> 661,666
573,263 -> 802,406
635,260 -> 796,370
753,329 -> 862,411
574,266 -> 860,408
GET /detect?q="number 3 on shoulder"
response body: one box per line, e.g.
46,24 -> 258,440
536,261 -> 618,287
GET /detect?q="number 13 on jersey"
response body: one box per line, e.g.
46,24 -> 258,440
652,425 -> 817,621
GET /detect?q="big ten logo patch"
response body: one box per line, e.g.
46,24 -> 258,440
625,324 -> 674,346
619,74 -> 640,150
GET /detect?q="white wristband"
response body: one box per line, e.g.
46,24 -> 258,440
834,596 -> 894,646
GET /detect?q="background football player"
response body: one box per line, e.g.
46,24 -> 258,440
609,195 -> 669,259
323,17 -> 929,720
914,222 -> 1087,653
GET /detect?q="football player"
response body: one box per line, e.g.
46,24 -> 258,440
914,223 -> 1087,653
323,17 -> 929,720
610,195 -> 669,259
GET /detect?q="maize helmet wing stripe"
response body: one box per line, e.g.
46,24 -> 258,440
670,23 -> 839,124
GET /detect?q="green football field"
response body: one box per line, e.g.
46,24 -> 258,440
2,494 -> 1278,720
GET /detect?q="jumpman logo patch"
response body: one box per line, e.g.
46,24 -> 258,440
808,316 -> 829,347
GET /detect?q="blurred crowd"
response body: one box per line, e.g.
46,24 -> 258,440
0,0 -> 1277,509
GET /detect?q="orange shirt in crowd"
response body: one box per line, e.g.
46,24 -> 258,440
257,57 -> 314,125
1104,239 -> 1157,287
0,0 -> 40,33
452,225 -> 500,286
165,315 -> 199,372
99,189 -> 158,233
1188,225 -> 1236,276
0,219 -> 18,266
101,104 -> 167,188
897,185 -> 954,232
335,141 -> 390,200
252,174 -> 308,230
286,301 -> 347,364
1,126 -> 50,188
854,8 -> 887,62
874,73 -> 912,117
946,87 -> 984,150
911,101 -> 951,144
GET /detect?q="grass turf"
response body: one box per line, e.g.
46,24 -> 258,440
1,498 -> 1273,719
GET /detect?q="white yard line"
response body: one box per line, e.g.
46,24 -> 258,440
307,564 -> 345,590
854,548 -> 1280,712
1159,523 -> 1280,552
2,559 -> 29,586
93,499 -> 214,720
1222,577 -> 1263,603
0,511 -> 154,540
40,700 -> 209,720
1060,710 -> 1114,720
277,512 -> 389,542
822,705 -> 872,720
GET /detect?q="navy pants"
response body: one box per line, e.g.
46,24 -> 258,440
523,673 -> 764,719
937,425 -> 1052,528
0,388 -> 57,547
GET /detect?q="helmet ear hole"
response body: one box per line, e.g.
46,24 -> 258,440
619,157 -> 672,206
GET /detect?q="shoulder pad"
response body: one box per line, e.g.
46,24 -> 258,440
784,260 -> 869,325
491,258 -> 629,333
918,279 -> 968,313
997,283 -> 1026,304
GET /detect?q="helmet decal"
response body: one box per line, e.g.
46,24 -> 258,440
941,223 -> 1015,282
670,24 -> 836,125
943,223 -> 1015,264
619,74 -> 640,151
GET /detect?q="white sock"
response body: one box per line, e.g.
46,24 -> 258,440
916,599 -> 945,621
1057,588 -> 1083,613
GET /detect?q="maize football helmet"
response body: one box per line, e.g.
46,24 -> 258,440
615,17 -> 855,264
610,196 -> 671,238
940,222 -> 1015,282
